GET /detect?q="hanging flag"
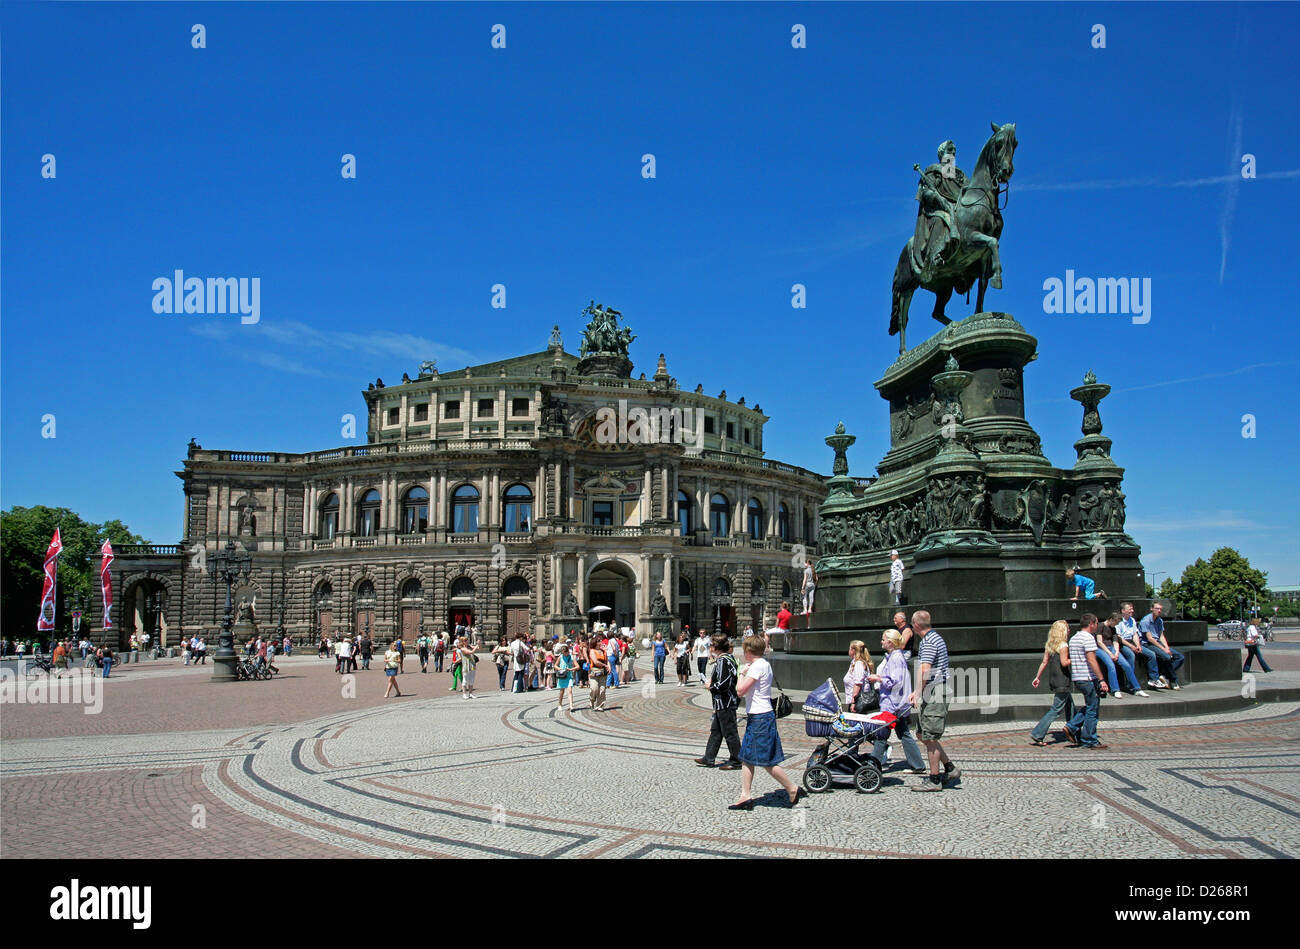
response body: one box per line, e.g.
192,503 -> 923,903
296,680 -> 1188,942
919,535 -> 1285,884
100,540 -> 115,629
37,528 -> 63,632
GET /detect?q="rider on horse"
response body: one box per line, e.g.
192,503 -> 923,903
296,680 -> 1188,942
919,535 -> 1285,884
910,140 -> 968,282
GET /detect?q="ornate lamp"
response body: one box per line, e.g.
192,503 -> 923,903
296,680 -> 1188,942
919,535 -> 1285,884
209,540 -> 252,681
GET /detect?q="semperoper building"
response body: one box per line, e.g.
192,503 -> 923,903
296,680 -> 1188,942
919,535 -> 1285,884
107,307 -> 829,648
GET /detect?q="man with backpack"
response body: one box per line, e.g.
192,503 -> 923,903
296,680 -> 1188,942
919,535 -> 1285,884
433,633 -> 446,672
509,632 -> 530,693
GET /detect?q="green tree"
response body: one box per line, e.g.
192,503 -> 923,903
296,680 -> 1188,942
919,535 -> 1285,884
0,506 -> 147,641
1166,548 -> 1267,622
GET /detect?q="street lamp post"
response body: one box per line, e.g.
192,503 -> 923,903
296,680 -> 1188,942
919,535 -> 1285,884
209,540 -> 252,682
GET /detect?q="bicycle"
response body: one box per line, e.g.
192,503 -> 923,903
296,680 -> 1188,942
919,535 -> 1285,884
1216,621 -> 1244,641
25,655 -> 54,678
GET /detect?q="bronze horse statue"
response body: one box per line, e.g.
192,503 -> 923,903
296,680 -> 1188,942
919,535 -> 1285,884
890,123 -> 1018,354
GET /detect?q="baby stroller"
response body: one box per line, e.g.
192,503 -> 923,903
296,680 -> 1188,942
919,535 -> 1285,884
801,678 -> 897,793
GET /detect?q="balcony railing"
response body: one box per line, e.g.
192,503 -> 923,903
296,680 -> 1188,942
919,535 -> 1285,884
448,533 -> 480,544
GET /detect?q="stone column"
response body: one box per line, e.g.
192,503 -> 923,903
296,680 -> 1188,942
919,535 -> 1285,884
662,553 -> 673,602
576,554 -> 587,614
342,476 -> 354,534
639,553 -> 651,614
550,554 -> 560,614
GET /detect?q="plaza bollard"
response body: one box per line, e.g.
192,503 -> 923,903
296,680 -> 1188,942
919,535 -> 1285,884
130,650 -> 139,664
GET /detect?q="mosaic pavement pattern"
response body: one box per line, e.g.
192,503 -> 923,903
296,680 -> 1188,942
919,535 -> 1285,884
3,661 -> 1298,859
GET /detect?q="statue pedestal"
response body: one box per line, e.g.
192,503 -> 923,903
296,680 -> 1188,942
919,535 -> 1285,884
776,310 -> 1231,694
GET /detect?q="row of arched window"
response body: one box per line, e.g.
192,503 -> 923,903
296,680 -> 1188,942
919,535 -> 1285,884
315,484 -> 809,541
311,575 -> 789,605
312,576 -> 531,603
318,484 -> 533,538
675,492 -> 811,542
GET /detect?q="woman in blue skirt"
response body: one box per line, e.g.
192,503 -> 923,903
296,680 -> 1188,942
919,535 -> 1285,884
731,634 -> 804,810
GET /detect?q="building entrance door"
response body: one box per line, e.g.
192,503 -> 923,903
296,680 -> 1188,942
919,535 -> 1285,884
712,604 -> 736,638
318,610 -> 334,642
504,606 -> 529,640
355,609 -> 375,640
401,608 -> 421,640
448,607 -> 474,633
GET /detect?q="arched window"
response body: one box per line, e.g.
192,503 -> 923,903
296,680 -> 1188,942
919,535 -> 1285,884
319,493 -> 339,539
356,580 -> 376,601
679,576 -> 692,598
452,484 -> 480,534
752,578 -> 765,600
503,576 -> 530,597
400,578 -> 423,599
356,489 -> 381,537
747,498 -> 764,540
803,507 -> 812,544
677,490 -> 692,537
402,487 -> 429,534
781,580 -> 791,598
713,577 -> 731,598
450,577 -> 475,598
778,503 -> 790,543
503,483 -> 533,533
710,493 -> 730,537
314,581 -> 333,605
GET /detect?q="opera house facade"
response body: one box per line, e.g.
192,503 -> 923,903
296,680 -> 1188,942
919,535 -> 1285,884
108,309 -> 830,647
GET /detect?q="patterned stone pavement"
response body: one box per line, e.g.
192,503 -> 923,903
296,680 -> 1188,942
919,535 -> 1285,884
3,655 -> 1298,859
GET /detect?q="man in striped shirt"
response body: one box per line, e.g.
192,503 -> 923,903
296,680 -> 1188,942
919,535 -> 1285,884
695,634 -> 742,770
1063,613 -> 1110,748
908,610 -> 962,791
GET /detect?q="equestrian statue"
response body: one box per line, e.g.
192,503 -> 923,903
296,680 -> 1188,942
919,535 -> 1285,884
890,122 -> 1018,354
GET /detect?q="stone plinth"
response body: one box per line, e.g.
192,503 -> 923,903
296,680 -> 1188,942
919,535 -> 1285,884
773,310 -> 1222,691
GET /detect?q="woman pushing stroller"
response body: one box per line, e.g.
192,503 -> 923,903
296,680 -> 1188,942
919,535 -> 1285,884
867,629 -> 927,774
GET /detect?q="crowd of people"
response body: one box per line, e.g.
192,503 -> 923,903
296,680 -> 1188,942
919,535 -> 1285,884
1029,601 -> 1188,749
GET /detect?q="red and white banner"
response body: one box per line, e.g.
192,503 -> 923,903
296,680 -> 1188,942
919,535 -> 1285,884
100,540 -> 115,629
36,528 -> 63,631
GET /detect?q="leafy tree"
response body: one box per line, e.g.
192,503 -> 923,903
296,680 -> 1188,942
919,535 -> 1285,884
0,506 -> 147,641
1163,548 -> 1268,622
1144,582 -> 1155,599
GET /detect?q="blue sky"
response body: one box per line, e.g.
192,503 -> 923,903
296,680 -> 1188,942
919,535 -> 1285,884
3,2 -> 1297,591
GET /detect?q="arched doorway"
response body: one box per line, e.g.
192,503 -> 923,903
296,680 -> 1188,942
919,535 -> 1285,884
448,576 -> 475,632
587,560 -> 637,631
711,576 -> 735,638
502,576 -> 530,639
399,577 -> 424,640
314,581 -> 335,643
123,579 -> 168,651
354,579 -> 377,639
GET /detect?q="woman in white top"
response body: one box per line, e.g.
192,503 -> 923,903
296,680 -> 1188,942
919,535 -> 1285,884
674,633 -> 691,687
843,640 -> 875,710
693,632 -> 711,684
731,634 -> 803,810
459,637 -> 478,699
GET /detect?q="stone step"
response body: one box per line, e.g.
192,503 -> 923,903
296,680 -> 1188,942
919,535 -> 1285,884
783,671 -> 1300,725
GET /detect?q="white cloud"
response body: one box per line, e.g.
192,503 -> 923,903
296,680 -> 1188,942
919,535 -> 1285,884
1126,512 -> 1270,533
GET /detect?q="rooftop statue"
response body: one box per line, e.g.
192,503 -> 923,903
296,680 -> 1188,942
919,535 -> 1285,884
890,123 -> 1018,354
578,302 -> 635,358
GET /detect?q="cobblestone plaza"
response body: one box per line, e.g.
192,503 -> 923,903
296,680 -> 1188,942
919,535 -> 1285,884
4,652 -> 1298,860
